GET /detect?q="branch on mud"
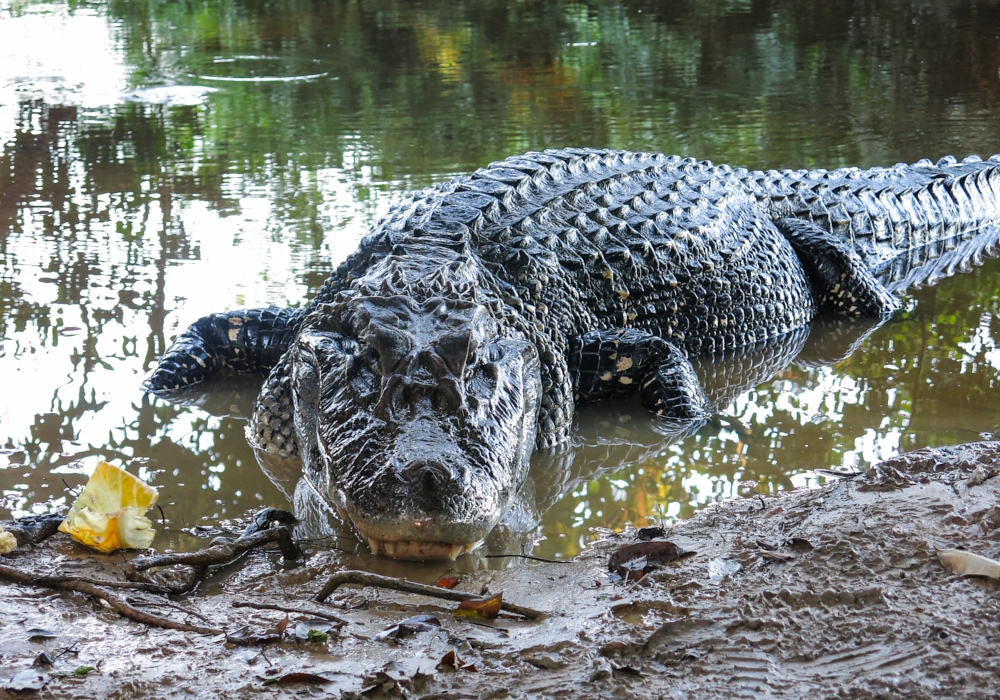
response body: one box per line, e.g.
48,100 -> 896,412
314,570 -> 545,620
2,512 -> 65,548
232,599 -> 348,624
0,509 -> 302,636
124,510 -> 301,594
484,553 -> 575,564
0,562 -> 221,634
0,565 -> 178,594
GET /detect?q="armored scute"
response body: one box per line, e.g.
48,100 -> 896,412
145,148 -> 1000,559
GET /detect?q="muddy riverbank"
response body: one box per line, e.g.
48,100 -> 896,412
3,442 -> 1000,699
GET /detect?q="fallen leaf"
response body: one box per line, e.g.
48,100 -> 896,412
25,628 -> 58,640
262,672 -> 336,686
226,621 -> 287,646
435,576 -> 460,589
359,671 -> 399,696
608,541 -> 686,581
382,657 -> 439,682
270,614 -> 290,636
5,670 -> 47,693
437,650 -> 478,672
293,619 -> 338,643
707,558 -> 742,584
32,652 -> 54,667
454,594 -> 502,619
376,614 -> 441,641
937,548 -> 1000,578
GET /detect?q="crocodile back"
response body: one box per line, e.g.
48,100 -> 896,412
341,148 -> 817,358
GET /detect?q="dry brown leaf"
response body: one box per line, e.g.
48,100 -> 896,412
454,593 -> 502,619
608,541 -> 686,581
437,650 -> 478,672
271,614 -> 290,635
937,548 -> 1000,578
435,576 -> 460,589
262,672 -> 336,686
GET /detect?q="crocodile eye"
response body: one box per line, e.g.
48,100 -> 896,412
348,353 -> 379,399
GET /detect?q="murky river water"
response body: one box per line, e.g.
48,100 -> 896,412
3,0 -> 1000,571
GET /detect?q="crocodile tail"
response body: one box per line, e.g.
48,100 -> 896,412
744,155 -> 1000,292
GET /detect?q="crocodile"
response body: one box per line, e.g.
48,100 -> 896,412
144,148 -> 1000,560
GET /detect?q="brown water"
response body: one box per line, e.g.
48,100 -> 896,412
3,0 -> 1000,569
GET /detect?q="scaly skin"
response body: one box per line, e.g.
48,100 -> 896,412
144,148 -> 1000,559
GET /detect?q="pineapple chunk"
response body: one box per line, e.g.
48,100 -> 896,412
59,461 -> 159,552
0,526 -> 16,554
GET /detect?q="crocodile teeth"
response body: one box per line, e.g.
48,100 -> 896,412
449,543 -> 465,561
381,541 -> 397,557
368,537 -> 381,555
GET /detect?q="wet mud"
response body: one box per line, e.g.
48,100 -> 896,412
3,442 -> 1000,699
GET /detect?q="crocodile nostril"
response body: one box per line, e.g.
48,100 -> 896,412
400,460 -> 454,486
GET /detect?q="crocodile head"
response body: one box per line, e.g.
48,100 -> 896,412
289,294 -> 541,560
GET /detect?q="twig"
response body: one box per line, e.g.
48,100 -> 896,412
124,525 -> 301,594
241,507 -> 297,536
232,599 -> 347,624
484,554 -> 576,564
130,527 -> 300,570
0,563 -> 220,634
126,594 -> 215,623
314,570 -> 544,620
0,564 -> 176,594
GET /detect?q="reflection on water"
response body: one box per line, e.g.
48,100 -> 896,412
4,0 -> 1000,565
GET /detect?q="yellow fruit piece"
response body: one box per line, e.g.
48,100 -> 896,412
0,526 -> 16,554
59,461 -> 159,553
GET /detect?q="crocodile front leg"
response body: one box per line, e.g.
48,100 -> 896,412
143,307 -> 305,393
775,218 -> 901,317
249,352 -> 298,458
568,328 -> 710,421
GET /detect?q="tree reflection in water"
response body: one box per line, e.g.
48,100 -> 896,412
3,0 -> 1000,559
